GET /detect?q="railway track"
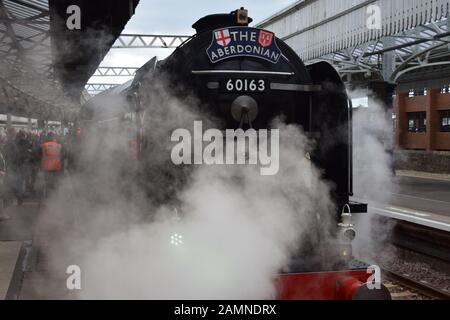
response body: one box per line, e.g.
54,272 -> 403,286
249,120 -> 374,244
383,268 -> 450,300
380,219 -> 450,300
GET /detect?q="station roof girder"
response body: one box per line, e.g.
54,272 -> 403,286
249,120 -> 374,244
259,0 -> 450,83
0,0 -> 140,120
315,19 -> 450,83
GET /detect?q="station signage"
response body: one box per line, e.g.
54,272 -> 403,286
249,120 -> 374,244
206,27 -> 282,64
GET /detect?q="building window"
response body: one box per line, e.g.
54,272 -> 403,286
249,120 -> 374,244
407,112 -> 427,133
408,88 -> 427,97
441,110 -> 450,132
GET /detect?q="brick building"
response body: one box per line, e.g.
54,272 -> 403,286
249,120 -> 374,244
394,66 -> 450,152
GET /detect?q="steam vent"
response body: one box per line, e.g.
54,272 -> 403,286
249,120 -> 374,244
0,0 -> 449,310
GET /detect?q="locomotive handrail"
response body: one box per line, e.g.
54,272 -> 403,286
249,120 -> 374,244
191,70 -> 295,76
270,83 -> 322,92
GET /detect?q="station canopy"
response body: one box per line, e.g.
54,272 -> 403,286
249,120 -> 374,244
0,0 -> 140,121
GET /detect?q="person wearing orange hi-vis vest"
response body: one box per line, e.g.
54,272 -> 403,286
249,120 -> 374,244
40,132 -> 63,197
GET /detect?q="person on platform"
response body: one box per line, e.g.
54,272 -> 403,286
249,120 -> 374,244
26,132 -> 40,193
0,150 -> 10,221
39,132 -> 64,197
2,130 -> 32,205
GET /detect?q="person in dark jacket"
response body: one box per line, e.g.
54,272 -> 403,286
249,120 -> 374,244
0,150 -> 10,221
3,130 -> 32,205
25,132 -> 40,193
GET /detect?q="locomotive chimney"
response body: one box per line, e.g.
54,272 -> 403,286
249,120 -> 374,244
192,8 -> 253,34
236,7 -> 249,25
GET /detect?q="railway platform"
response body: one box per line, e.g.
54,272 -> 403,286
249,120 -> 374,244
353,172 -> 450,232
0,198 -> 39,299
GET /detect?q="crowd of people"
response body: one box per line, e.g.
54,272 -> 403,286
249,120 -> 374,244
0,128 -> 66,221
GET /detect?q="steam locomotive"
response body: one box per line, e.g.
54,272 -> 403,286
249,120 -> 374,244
79,9 -> 391,300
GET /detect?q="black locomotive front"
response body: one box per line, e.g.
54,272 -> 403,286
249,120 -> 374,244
78,8 -> 391,300
157,10 -> 350,205
136,9 -> 362,271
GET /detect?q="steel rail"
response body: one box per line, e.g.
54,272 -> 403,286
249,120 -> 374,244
383,268 -> 450,300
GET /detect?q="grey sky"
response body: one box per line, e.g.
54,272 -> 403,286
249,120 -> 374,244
90,0 -> 296,85
124,0 -> 295,34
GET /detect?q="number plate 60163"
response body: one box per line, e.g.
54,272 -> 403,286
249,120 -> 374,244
221,78 -> 268,93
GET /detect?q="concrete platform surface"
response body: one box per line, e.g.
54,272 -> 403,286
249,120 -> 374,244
0,201 -> 39,241
0,241 -> 22,299
0,200 -> 40,299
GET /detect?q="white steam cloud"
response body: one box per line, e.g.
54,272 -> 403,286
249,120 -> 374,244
351,90 -> 396,203
36,81 -> 336,300
350,89 -> 397,260
79,125 -> 334,299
